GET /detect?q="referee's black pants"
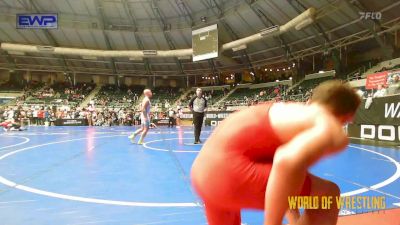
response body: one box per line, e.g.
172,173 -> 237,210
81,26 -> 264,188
193,112 -> 204,142
168,116 -> 174,127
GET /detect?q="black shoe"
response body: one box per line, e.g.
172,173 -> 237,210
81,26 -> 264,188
194,141 -> 200,144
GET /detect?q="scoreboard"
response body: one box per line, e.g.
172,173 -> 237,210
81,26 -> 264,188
192,24 -> 218,62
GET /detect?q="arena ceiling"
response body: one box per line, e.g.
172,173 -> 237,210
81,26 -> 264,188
0,0 -> 399,77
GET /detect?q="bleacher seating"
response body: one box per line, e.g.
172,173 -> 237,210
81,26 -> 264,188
204,89 -> 225,105
151,87 -> 184,110
0,81 -> 25,92
24,82 -> 95,107
0,81 -> 43,93
287,76 -> 333,96
93,84 -> 144,109
225,88 -> 251,102
1,81 -> 44,106
363,57 -> 400,77
284,75 -> 334,102
225,86 -> 279,104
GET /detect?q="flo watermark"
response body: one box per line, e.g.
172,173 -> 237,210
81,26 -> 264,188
359,12 -> 382,20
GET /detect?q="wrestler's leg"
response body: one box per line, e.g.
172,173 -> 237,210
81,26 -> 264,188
137,122 -> 149,144
203,202 -> 241,225
224,162 -> 311,225
129,123 -> 144,143
294,174 -> 340,225
285,209 -> 300,225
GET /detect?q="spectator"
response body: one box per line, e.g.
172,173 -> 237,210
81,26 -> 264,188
87,110 -> 93,126
365,93 -> 373,109
387,75 -> 400,95
176,106 -> 183,127
37,107 -> 45,125
356,89 -> 365,98
32,108 -> 38,125
167,108 -> 176,128
373,84 -> 387,98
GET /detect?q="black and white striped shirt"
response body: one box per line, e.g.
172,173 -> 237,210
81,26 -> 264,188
189,96 -> 207,113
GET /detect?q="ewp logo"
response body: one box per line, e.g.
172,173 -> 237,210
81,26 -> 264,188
17,14 -> 58,29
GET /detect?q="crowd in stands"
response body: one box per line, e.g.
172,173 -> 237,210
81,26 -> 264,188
150,87 -> 185,112
286,76 -> 333,100
0,81 -> 27,92
370,61 -> 400,75
1,81 -> 44,105
93,84 -> 143,109
2,66 -> 400,128
152,87 -> 181,102
0,82 -> 189,127
224,85 -> 286,106
0,104 -> 181,127
26,82 -> 95,106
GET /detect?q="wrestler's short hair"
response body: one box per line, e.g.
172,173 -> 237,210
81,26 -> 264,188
143,89 -> 152,95
310,80 -> 361,116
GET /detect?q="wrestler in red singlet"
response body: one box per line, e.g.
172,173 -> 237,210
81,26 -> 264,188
191,81 -> 361,225
0,121 -> 11,129
1,120 -> 23,131
192,104 -> 311,224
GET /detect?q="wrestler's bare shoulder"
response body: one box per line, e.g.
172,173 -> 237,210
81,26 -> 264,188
269,102 -> 344,143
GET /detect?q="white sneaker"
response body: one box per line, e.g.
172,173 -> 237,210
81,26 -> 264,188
128,134 -> 136,143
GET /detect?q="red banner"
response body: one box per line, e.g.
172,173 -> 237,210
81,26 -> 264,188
366,71 -> 388,89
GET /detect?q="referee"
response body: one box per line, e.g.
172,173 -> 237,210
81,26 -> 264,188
189,88 -> 207,144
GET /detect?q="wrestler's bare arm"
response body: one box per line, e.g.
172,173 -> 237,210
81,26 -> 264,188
264,114 -> 348,225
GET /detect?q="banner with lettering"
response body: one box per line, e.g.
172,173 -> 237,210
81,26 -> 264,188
344,95 -> 400,143
353,95 -> 400,125
365,71 -> 388,89
55,119 -> 88,126
181,111 -> 234,126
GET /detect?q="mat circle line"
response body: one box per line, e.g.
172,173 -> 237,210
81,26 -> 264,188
0,134 -> 197,207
